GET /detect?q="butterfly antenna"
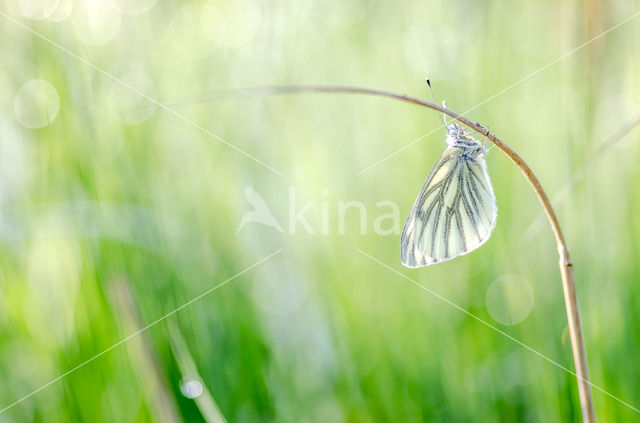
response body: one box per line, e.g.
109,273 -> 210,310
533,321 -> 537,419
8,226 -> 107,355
426,77 -> 448,128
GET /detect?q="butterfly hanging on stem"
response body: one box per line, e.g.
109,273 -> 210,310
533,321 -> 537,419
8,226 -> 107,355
400,80 -> 497,268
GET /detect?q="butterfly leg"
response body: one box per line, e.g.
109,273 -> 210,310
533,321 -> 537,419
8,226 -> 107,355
483,125 -> 490,154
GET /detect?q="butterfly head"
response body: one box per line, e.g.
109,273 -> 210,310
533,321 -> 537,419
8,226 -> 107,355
446,122 -> 464,138
446,123 -> 484,156
446,122 -> 472,143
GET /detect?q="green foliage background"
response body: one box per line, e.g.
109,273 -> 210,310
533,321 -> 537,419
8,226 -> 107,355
1,0 -> 640,421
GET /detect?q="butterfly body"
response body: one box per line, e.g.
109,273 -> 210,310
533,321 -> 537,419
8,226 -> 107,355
401,123 -> 497,268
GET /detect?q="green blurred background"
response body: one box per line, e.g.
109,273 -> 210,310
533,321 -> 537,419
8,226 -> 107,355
1,0 -> 640,421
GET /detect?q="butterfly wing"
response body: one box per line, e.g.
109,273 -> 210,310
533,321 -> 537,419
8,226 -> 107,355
401,146 -> 497,268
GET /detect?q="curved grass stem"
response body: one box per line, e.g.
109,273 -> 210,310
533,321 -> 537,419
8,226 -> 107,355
164,84 -> 596,422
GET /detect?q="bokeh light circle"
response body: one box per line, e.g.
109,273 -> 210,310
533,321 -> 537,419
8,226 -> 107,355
17,0 -> 59,20
14,79 -> 60,128
201,0 -> 262,48
169,4 -> 218,59
486,275 -> 534,325
72,1 -> 122,46
47,0 -> 73,22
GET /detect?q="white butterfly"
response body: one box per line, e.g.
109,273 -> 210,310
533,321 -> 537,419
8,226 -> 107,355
401,121 -> 497,268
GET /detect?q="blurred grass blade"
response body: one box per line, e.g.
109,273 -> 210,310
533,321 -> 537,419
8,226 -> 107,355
108,279 -> 182,423
169,323 -> 227,423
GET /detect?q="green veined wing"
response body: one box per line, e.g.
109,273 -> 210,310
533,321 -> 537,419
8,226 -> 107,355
401,144 -> 497,268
